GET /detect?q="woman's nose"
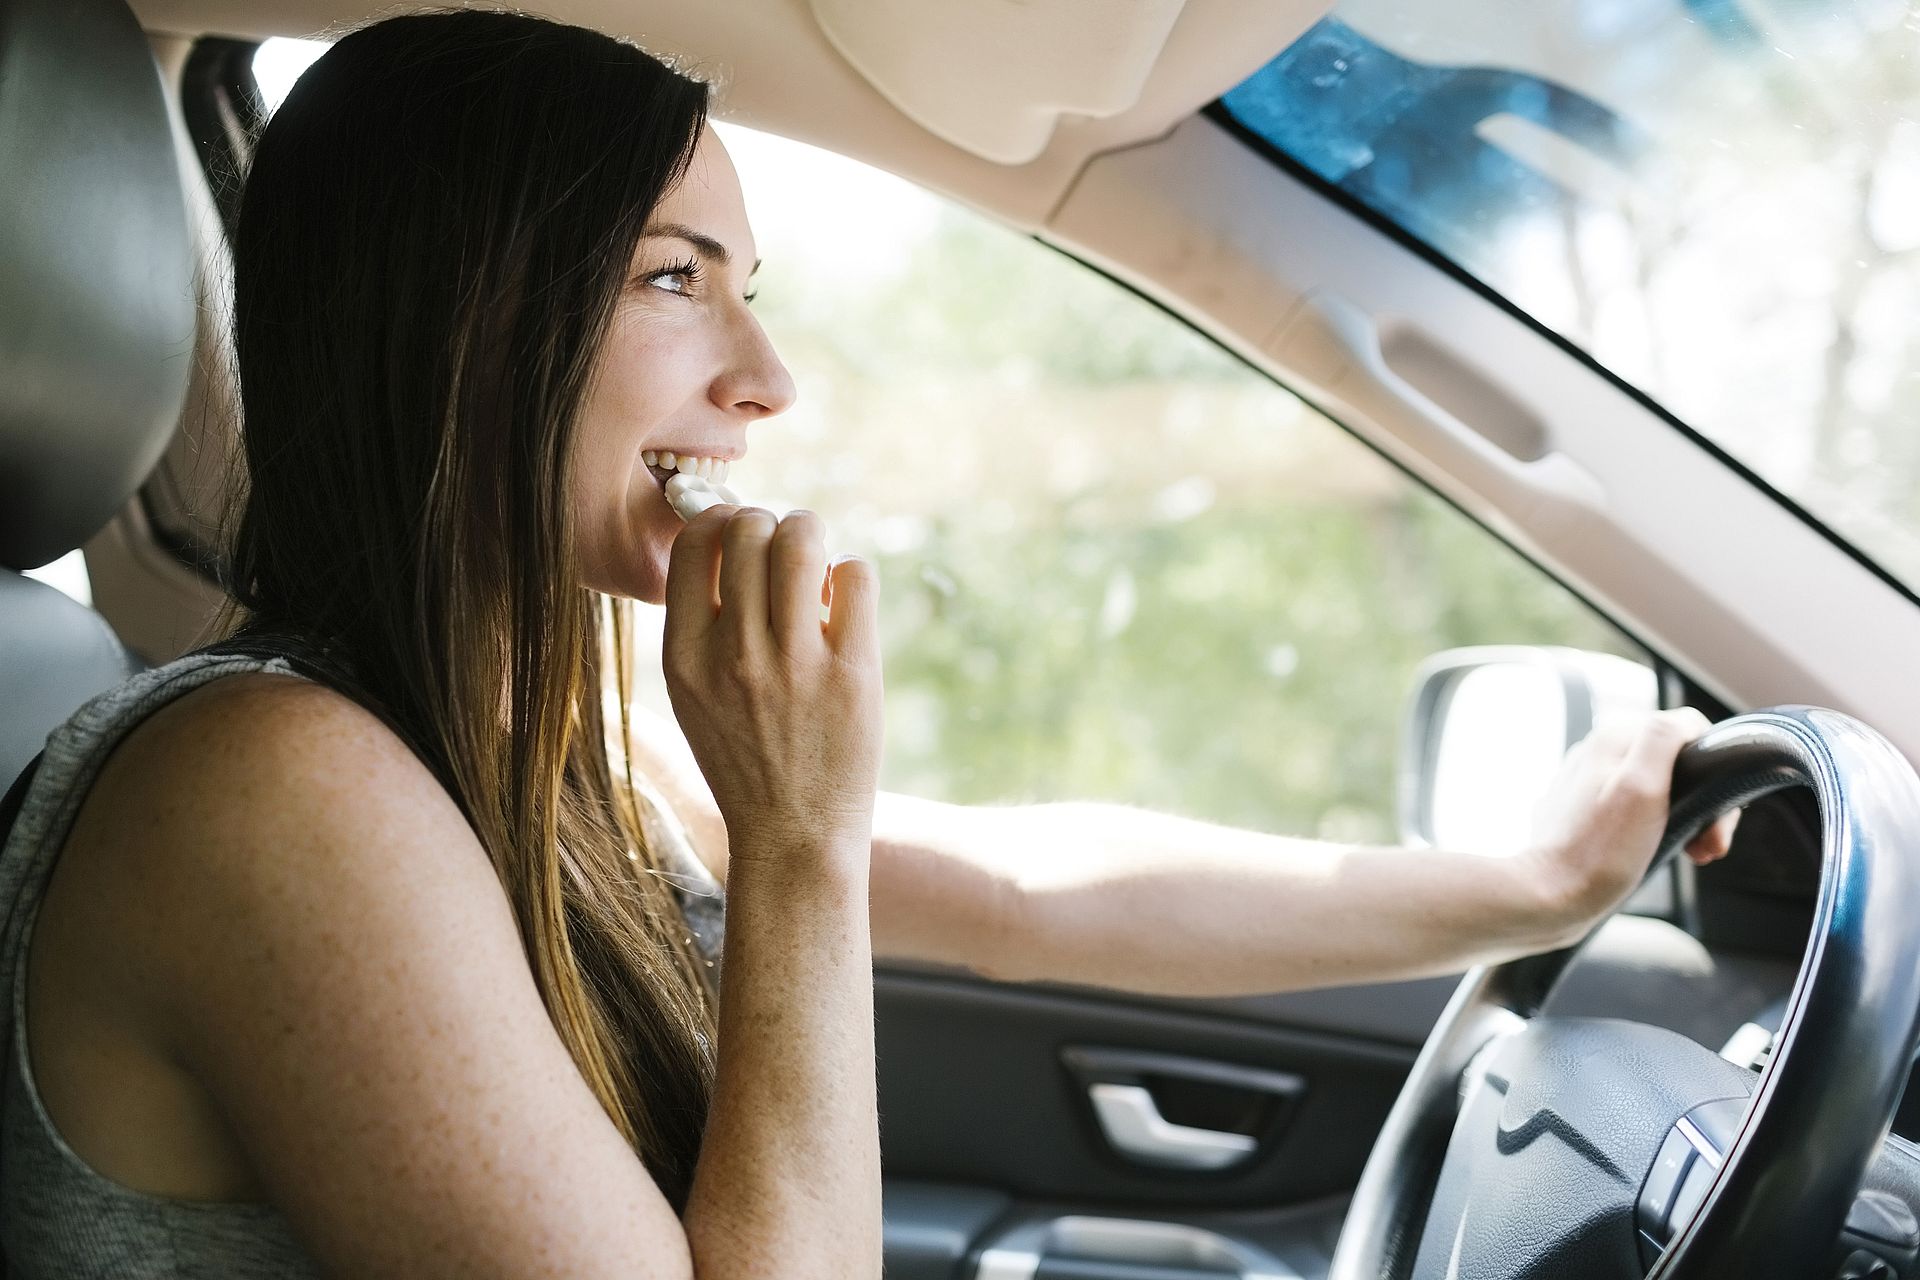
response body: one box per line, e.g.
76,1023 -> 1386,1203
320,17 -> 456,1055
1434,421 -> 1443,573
710,313 -> 797,418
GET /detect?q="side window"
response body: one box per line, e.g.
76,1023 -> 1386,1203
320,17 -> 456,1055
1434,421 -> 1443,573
241,39 -> 1644,847
690,124 -> 1641,844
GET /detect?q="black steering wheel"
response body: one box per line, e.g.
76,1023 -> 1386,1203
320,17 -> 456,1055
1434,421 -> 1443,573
1328,707 -> 1920,1280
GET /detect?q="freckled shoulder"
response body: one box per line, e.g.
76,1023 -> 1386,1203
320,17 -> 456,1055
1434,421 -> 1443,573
46,664 -> 500,991
40,669 -> 683,1275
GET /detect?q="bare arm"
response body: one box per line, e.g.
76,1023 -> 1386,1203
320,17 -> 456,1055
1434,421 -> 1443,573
876,709 -> 1737,994
667,506 -> 884,1279
873,799 -> 1559,994
631,708 -> 1736,998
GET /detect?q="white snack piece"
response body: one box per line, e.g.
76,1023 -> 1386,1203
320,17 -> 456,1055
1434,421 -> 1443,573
664,472 -> 722,521
663,472 -> 747,522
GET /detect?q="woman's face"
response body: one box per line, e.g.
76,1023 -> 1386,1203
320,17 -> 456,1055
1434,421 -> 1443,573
572,126 -> 795,603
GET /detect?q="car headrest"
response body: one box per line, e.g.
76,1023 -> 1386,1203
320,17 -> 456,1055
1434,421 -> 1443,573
0,0 -> 194,572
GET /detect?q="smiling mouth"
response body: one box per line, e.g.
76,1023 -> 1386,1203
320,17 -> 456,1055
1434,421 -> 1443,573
643,449 -> 731,489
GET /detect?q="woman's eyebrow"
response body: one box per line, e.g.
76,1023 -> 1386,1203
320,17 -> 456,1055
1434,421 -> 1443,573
643,222 -> 762,275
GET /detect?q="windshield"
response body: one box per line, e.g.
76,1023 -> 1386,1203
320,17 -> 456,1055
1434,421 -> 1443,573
1219,1 -> 1920,595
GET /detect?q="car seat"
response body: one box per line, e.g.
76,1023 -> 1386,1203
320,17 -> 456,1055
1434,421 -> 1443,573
0,0 -> 194,819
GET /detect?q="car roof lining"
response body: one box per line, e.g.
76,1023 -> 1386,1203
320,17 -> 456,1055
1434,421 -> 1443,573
128,0 -> 1331,229
807,0 -> 1192,165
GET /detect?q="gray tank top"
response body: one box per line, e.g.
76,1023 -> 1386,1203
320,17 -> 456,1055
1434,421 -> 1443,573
0,647 -> 726,1277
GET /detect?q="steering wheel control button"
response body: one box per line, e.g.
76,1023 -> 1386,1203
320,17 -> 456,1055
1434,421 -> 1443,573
1638,1124 -> 1715,1269
1634,1099 -> 1740,1249
1639,1130 -> 1696,1230
1667,1157 -> 1717,1237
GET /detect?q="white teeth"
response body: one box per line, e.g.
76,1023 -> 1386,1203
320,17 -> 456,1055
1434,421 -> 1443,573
648,451 -> 737,483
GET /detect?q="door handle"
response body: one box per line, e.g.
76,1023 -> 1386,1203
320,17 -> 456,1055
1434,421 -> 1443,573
1062,1046 -> 1304,1173
1087,1083 -> 1257,1171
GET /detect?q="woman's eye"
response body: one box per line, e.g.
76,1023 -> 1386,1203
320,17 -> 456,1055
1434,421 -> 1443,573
644,260 -> 702,296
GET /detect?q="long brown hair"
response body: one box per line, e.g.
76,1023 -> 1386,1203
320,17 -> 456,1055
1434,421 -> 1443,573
217,10 -> 717,1208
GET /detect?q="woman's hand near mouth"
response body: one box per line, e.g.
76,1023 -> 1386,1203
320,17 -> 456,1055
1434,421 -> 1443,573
661,502 -> 883,866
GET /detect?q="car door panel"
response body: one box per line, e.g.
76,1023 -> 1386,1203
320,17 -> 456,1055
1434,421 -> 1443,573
875,968 -> 1415,1208
873,915 -> 1797,1278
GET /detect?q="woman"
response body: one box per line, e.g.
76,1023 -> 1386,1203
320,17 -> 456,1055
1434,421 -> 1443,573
0,9 -> 1738,1278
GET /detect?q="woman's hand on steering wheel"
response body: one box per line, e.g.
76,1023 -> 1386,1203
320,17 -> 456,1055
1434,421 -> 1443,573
1522,707 -> 1742,943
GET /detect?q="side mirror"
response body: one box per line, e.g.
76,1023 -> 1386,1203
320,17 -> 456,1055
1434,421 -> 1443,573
1398,646 -> 1658,855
